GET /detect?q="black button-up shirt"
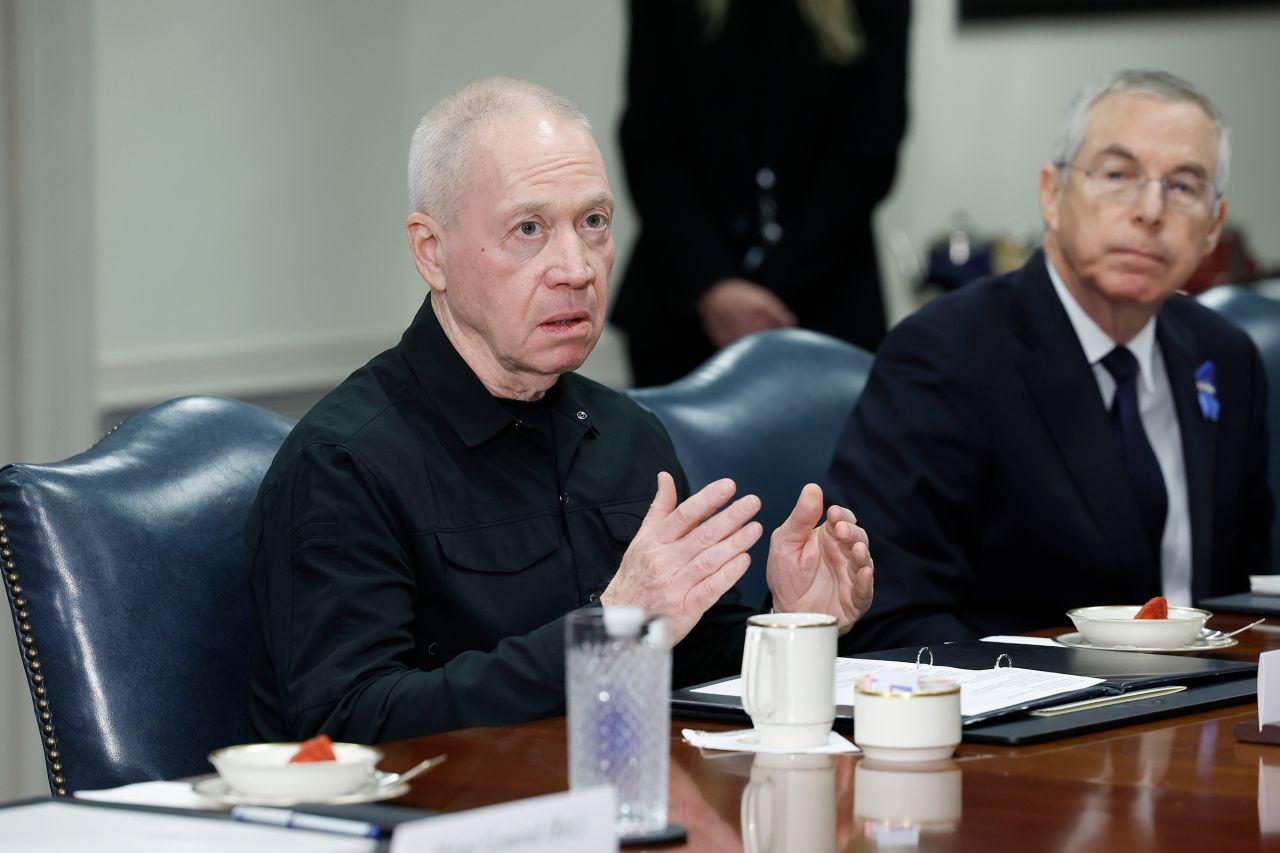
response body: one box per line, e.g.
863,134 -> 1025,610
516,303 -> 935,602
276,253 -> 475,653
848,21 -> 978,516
247,298 -> 754,743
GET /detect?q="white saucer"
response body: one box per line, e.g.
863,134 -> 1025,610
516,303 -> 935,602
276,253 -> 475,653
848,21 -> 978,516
1055,631 -> 1238,654
192,775 -> 410,807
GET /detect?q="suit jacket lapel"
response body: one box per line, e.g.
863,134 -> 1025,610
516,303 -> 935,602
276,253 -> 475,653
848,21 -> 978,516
1013,256 -> 1160,599
1157,307 -> 1215,601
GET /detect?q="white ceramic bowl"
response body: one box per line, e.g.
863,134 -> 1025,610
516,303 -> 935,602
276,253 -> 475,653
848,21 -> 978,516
208,742 -> 382,800
1067,605 -> 1210,648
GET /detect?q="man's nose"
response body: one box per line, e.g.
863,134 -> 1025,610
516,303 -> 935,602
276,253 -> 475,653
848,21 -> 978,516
1132,177 -> 1167,226
547,231 -> 595,288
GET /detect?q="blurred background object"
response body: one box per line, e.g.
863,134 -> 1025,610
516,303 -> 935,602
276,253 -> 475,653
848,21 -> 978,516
612,0 -> 910,386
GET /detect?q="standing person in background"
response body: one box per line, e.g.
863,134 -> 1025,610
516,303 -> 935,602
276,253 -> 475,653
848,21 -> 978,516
612,0 -> 910,387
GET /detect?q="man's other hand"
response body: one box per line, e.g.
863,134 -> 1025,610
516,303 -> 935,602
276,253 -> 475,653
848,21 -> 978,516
698,279 -> 797,348
601,472 -> 763,644
766,483 -> 874,635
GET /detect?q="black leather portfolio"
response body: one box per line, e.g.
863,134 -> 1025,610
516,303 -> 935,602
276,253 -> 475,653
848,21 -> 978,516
671,641 -> 1257,746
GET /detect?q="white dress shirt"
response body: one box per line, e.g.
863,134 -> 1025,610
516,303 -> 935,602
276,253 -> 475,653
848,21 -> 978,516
1046,258 -> 1192,606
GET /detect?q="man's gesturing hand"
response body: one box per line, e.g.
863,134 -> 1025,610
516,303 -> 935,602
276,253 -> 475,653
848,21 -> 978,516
601,472 -> 763,645
766,483 -> 874,635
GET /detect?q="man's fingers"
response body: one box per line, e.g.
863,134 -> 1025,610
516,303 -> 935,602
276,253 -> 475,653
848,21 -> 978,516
685,552 -> 753,616
826,506 -> 867,546
683,520 -> 763,585
852,564 -> 874,616
655,478 -> 737,543
774,482 -> 824,544
689,493 -> 761,552
642,471 -> 678,522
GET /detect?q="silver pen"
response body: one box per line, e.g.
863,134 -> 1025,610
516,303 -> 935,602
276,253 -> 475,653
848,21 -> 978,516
230,804 -> 380,838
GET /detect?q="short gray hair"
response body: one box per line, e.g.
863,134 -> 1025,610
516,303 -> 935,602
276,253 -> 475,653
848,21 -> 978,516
1051,69 -> 1231,193
407,77 -> 591,221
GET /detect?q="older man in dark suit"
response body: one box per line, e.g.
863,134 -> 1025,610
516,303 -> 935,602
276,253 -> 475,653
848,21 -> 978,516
827,70 -> 1272,651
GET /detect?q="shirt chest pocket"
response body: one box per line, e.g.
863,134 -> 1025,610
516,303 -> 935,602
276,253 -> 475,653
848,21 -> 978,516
435,516 -> 563,640
599,499 -> 651,546
436,515 -> 559,575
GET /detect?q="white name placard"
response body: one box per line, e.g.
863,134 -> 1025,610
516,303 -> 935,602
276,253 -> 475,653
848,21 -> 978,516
1260,648 -> 1280,729
390,786 -> 617,853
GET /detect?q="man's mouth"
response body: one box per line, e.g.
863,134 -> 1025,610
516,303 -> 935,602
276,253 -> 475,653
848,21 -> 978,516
540,313 -> 590,332
1111,247 -> 1168,264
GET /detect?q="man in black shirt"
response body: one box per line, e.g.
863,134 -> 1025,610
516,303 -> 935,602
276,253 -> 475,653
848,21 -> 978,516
247,78 -> 874,744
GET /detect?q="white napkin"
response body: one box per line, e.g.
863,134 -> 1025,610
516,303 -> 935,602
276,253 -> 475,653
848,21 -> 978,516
1252,575 -> 1280,596
980,635 -> 1062,647
681,728 -> 858,754
74,780 -> 224,810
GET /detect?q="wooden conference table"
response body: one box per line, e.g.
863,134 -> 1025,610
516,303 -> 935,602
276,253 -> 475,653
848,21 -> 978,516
375,613 -> 1279,851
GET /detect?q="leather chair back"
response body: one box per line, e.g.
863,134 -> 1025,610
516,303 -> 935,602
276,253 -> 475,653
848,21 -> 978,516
628,329 -> 873,608
1,396 -> 294,794
1198,284 -> 1280,566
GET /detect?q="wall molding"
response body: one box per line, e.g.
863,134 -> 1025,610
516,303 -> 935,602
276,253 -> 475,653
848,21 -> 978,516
97,331 -> 399,409
97,325 -> 633,409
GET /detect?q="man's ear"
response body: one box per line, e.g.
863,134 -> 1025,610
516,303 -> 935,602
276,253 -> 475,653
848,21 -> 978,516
406,211 -> 447,294
1038,163 -> 1063,234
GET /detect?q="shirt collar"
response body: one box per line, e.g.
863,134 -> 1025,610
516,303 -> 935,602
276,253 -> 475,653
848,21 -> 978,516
1045,255 -> 1158,393
397,296 -> 595,447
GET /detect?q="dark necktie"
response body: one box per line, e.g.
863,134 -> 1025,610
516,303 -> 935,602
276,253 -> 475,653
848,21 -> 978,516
1100,347 -> 1168,562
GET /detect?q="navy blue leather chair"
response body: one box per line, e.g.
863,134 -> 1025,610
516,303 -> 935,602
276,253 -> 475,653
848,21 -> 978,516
627,329 -> 874,608
1198,284 -> 1280,567
0,396 -> 294,795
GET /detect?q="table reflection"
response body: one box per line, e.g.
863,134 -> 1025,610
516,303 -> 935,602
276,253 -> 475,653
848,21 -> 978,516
854,758 -> 961,846
1260,753 -> 1280,834
740,753 -> 836,852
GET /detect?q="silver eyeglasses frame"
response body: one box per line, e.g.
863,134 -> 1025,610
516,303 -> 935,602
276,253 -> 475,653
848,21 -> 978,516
1056,162 -> 1221,214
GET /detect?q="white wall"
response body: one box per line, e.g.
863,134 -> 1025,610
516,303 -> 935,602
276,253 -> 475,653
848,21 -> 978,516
1,0 -> 99,801
94,0 -> 632,409
94,1 -> 423,407
4,0 -> 1280,801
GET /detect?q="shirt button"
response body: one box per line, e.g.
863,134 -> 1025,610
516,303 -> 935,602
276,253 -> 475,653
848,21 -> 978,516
587,593 -> 598,603
576,410 -> 587,420
559,492 -> 568,504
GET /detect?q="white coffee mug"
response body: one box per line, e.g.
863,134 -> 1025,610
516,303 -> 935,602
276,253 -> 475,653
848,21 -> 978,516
741,612 -> 837,749
853,678 -> 961,762
741,753 -> 836,853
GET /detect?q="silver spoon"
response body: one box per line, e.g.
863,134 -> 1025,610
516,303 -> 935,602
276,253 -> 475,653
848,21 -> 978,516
1202,618 -> 1266,642
377,754 -> 447,788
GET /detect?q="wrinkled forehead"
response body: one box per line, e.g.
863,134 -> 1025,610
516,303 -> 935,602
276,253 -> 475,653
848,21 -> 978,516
1079,92 -> 1219,171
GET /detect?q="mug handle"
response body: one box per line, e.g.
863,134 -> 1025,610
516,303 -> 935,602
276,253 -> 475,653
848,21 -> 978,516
740,775 -> 773,853
742,627 -> 775,718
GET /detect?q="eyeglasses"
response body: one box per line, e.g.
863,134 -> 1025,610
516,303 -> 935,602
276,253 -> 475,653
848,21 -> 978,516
1057,161 -> 1220,214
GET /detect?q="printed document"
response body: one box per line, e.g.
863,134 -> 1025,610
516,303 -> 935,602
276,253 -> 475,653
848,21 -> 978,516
693,657 -> 1104,719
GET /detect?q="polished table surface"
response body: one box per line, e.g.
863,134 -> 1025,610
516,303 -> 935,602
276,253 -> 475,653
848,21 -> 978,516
375,613 -> 1280,851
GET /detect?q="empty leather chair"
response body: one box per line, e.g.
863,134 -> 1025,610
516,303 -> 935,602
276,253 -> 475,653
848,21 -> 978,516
1199,284 -> 1280,566
1,396 -> 294,794
628,329 -> 873,608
